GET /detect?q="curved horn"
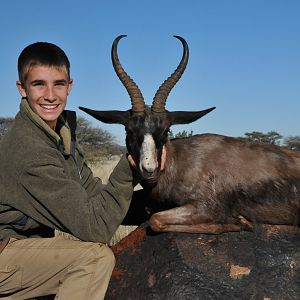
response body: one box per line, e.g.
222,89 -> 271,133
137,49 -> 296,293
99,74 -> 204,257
151,36 -> 189,113
111,35 -> 145,113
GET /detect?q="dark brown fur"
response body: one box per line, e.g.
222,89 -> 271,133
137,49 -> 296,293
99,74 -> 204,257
146,134 -> 300,232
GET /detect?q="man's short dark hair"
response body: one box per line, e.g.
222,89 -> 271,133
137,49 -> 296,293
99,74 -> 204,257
18,42 -> 70,86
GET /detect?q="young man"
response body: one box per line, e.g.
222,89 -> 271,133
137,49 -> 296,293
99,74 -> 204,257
0,42 -> 154,299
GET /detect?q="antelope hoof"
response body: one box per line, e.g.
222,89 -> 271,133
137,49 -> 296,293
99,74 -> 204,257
149,214 -> 166,232
238,215 -> 253,231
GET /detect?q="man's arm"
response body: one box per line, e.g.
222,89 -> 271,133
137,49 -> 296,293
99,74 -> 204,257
18,154 -> 136,243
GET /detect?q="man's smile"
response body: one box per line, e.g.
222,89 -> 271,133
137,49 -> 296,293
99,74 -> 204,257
40,104 -> 60,110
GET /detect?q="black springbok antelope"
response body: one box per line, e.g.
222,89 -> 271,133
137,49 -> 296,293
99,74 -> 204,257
79,35 -> 300,234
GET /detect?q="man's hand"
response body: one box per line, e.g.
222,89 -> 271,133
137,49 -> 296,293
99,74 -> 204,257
127,154 -> 136,169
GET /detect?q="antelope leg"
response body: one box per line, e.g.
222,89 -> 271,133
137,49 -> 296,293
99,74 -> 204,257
149,204 -> 247,234
149,206 -> 298,234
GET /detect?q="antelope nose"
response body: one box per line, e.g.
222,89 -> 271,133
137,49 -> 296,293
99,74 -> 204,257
142,165 -> 155,176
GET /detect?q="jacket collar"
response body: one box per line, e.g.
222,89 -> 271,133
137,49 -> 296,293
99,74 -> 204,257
20,99 -> 77,156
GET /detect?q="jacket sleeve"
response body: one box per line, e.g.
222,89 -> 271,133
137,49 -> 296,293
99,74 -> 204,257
18,153 -> 135,243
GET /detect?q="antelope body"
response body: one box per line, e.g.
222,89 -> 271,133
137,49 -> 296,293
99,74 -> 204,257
80,35 -> 300,234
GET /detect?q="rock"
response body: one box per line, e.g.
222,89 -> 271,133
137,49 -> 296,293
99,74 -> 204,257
105,223 -> 299,300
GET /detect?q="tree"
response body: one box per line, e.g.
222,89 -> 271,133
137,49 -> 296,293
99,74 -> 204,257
241,131 -> 282,145
76,116 -> 125,160
169,129 -> 194,139
76,116 -> 115,147
283,136 -> 300,152
0,117 -> 14,140
0,116 -> 125,159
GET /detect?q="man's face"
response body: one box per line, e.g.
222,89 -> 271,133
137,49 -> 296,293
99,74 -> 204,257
17,65 -> 73,130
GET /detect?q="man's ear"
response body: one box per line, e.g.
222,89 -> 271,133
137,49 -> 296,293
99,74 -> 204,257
16,80 -> 27,98
67,79 -> 73,95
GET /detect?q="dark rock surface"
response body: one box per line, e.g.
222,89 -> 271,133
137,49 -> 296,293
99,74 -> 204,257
106,224 -> 299,300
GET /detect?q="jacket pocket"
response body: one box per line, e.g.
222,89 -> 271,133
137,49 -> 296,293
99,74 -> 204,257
0,265 -> 22,293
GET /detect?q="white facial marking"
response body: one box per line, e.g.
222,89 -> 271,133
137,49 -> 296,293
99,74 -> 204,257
140,133 -> 158,173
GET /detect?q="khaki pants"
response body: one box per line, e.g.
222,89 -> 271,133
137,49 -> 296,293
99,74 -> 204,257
0,237 -> 115,300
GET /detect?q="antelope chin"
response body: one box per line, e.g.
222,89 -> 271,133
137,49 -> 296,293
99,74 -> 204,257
140,169 -> 160,185
141,177 -> 159,187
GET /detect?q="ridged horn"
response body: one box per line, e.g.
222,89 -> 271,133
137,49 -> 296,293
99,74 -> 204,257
151,36 -> 189,113
111,35 -> 145,113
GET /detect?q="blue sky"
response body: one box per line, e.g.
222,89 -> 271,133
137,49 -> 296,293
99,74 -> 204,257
0,0 -> 299,145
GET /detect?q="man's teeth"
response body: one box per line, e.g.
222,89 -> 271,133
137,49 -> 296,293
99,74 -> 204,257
40,104 -> 59,110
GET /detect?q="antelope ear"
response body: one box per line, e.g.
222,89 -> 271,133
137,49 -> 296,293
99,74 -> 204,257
79,107 -> 130,125
168,107 -> 216,125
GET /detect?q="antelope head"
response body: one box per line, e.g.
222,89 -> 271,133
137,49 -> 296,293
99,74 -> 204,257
79,35 -> 215,183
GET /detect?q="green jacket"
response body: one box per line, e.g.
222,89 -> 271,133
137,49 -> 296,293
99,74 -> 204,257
0,100 -> 135,243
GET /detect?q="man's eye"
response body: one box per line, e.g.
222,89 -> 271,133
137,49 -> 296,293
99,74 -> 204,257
32,81 -> 44,86
55,80 -> 68,86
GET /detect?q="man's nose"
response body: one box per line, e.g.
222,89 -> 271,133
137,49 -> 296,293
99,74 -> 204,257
44,86 -> 57,101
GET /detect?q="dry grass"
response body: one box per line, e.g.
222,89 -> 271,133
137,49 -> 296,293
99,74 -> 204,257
55,155 -> 138,245
90,155 -> 121,182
